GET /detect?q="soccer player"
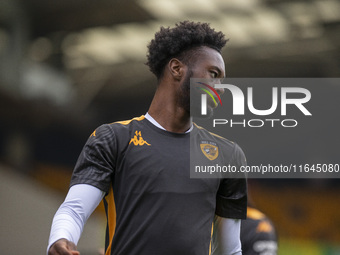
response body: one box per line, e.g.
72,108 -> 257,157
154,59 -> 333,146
47,21 -> 247,255
241,206 -> 278,255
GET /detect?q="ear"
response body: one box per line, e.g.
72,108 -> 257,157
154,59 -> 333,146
168,58 -> 186,81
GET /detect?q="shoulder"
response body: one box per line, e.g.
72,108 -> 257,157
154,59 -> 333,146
109,115 -> 146,126
193,123 -> 247,168
85,116 -> 147,148
107,115 -> 146,130
242,207 -> 277,236
246,207 -> 267,220
193,123 -> 244,154
194,123 -> 234,145
92,115 -> 146,136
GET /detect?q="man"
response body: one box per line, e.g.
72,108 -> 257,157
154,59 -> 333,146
47,21 -> 247,255
241,206 -> 278,255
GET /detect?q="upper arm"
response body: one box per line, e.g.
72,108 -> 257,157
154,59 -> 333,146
216,143 -> 247,219
70,124 -> 116,193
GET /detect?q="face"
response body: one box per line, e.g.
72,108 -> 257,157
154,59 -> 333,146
179,47 -> 226,117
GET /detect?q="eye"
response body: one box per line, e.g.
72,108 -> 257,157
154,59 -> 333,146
210,71 -> 218,78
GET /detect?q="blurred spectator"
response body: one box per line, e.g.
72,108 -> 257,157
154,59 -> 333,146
241,206 -> 278,255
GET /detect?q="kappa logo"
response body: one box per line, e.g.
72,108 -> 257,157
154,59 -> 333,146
200,141 -> 219,160
129,131 -> 151,146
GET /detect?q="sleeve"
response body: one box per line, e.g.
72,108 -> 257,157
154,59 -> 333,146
47,184 -> 105,254
215,143 -> 248,219
70,124 -> 116,194
212,216 -> 242,255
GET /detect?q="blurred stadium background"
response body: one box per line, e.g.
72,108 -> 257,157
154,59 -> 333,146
1,0 -> 340,254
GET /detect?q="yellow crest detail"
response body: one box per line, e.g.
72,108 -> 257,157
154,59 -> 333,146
129,131 -> 151,146
200,142 -> 218,160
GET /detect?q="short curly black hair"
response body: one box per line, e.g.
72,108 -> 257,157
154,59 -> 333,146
146,21 -> 228,79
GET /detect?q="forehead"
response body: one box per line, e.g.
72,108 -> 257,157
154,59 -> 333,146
193,47 -> 225,72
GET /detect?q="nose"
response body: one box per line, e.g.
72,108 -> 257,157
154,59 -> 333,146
212,78 -> 224,95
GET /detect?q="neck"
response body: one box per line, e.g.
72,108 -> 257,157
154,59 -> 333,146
148,83 -> 192,133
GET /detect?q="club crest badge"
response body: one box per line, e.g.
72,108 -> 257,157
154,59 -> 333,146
200,141 -> 219,160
